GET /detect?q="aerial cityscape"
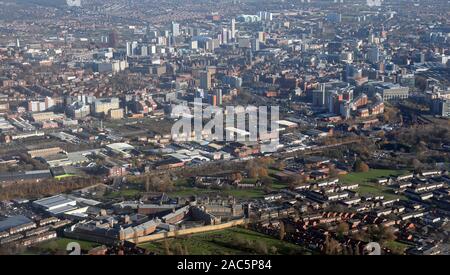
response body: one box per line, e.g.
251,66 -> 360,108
0,0 -> 449,257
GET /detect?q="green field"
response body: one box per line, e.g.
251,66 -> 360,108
139,227 -> 308,255
24,237 -> 100,255
169,176 -> 288,199
54,174 -> 76,180
385,240 -> 411,255
174,178 -> 190,187
340,169 -> 404,183
340,169 -> 406,199
104,188 -> 141,199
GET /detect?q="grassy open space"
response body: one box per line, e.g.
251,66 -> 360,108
138,227 -> 309,255
24,237 -> 100,255
340,169 -> 404,184
385,240 -> 411,255
174,178 -> 190,187
340,169 -> 406,199
169,174 -> 288,199
54,174 -> 76,180
104,188 -> 141,199
271,182 -> 287,190
169,180 -> 288,199
224,188 -> 266,198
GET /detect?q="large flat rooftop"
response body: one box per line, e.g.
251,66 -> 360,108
33,194 -> 77,211
0,215 -> 32,232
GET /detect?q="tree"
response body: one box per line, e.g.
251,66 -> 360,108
248,167 -> 259,178
411,158 -> 423,172
269,246 -> 278,255
323,237 -> 342,255
254,240 -> 268,254
347,245 -> 354,256
272,161 -> 286,171
336,222 -> 349,238
246,158 -> 272,179
257,167 -> 268,178
328,166 -> 339,178
354,160 -> 369,172
382,227 -> 396,244
173,243 -> 187,255
144,176 -> 151,192
145,174 -> 174,192
230,173 -> 243,182
163,239 -> 172,255
287,175 -> 307,190
368,225 -> 396,246
383,106 -> 400,123
261,176 -> 273,186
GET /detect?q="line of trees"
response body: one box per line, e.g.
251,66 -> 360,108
0,177 -> 98,200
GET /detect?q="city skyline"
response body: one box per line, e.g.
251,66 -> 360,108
0,0 -> 449,258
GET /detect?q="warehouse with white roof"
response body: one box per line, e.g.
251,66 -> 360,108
32,194 -> 78,215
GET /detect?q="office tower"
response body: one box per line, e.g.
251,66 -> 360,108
251,38 -> 260,51
258,11 -> 273,21
258,32 -> 265,43
431,99 -> 450,118
246,49 -> 253,63
343,63 -> 355,81
328,91 -> 343,114
141,45 -> 148,56
193,28 -> 200,36
200,70 -> 212,90
150,45 -> 157,54
162,30 -> 170,37
100,35 -> 108,44
171,22 -> 180,37
157,36 -> 167,46
93,98 -> 120,115
368,33 -> 376,44
212,38 -> 220,50
227,30 -> 233,42
126,42 -> 132,56
258,11 -> 264,20
131,41 -> 138,56
222,28 -> 228,44
190,40 -> 198,50
420,52 -> 426,63
368,46 -> 380,64
148,30 -> 158,39
312,83 -> 326,107
28,96 -> 55,112
108,30 -> 118,48
231,18 -> 236,40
